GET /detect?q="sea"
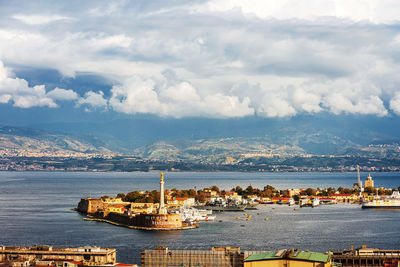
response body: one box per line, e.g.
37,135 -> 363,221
0,171 -> 400,264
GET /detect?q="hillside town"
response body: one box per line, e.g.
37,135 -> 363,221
2,155 -> 400,172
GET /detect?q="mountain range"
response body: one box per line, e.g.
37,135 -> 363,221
0,114 -> 399,162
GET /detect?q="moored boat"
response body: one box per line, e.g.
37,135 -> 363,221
362,191 -> 400,209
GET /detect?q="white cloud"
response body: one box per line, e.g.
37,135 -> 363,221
390,92 -> 400,115
0,1 -> 399,118
77,91 -> 108,109
195,0 -> 400,23
13,14 -> 72,25
107,74 -> 254,118
0,61 -> 57,108
47,87 -> 78,101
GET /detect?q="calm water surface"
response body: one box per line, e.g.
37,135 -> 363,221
0,171 -> 399,264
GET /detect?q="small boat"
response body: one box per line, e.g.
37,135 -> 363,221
299,197 -> 320,207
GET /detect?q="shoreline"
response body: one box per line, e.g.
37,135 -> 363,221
84,216 -> 198,231
1,169 -> 400,173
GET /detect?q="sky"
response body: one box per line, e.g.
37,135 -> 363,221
1,0 -> 400,123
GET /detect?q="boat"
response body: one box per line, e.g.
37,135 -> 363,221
319,198 -> 337,205
195,204 -> 246,212
243,199 -> 259,210
195,197 -> 247,211
277,198 -> 295,206
300,197 -> 320,207
178,207 -> 216,221
257,200 -> 274,204
362,191 -> 400,209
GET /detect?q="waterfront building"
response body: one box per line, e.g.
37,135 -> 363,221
271,197 -> 291,204
103,197 -> 123,203
364,174 -> 375,189
331,244 -> 400,266
167,197 -> 196,208
204,189 -> 218,198
244,249 -> 336,267
330,194 -> 359,203
129,203 -> 157,214
288,189 -> 300,197
223,191 -> 242,201
141,247 -> 243,267
0,245 -> 116,266
107,205 -> 126,214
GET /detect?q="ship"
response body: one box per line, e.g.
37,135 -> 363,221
362,191 -> 400,209
299,197 -> 320,207
277,198 -> 295,206
195,197 -> 247,211
178,207 -> 216,221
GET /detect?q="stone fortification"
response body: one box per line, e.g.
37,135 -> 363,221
133,213 -> 182,229
77,198 -> 105,214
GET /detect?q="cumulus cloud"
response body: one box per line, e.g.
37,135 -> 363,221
77,91 -> 108,109
47,87 -> 78,101
0,1 -> 400,118
390,92 -> 400,115
0,61 -> 57,108
108,74 -> 254,118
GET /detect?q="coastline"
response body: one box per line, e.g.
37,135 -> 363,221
83,216 -> 198,231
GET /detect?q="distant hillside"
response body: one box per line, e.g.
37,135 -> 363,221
0,125 -> 115,157
133,136 -> 399,164
0,114 -> 397,161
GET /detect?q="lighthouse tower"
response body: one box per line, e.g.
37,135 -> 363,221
158,172 -> 167,214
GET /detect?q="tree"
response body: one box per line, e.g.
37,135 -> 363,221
364,187 -> 374,194
264,189 -> 273,198
281,190 -> 289,197
233,186 -> 243,194
343,188 -> 353,194
210,185 -> 220,193
326,187 -> 335,196
117,193 -> 125,199
305,188 -> 317,196
264,185 -> 276,192
245,185 -> 254,195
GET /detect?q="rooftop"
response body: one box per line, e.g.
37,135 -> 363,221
245,250 -> 331,263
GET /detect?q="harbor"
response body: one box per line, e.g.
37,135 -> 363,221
1,171 -> 400,264
76,169 -> 400,233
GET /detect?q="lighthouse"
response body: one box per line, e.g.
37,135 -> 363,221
158,172 -> 167,214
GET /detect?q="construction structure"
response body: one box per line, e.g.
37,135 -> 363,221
0,245 -> 116,266
140,247 -> 243,267
331,245 -> 400,266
